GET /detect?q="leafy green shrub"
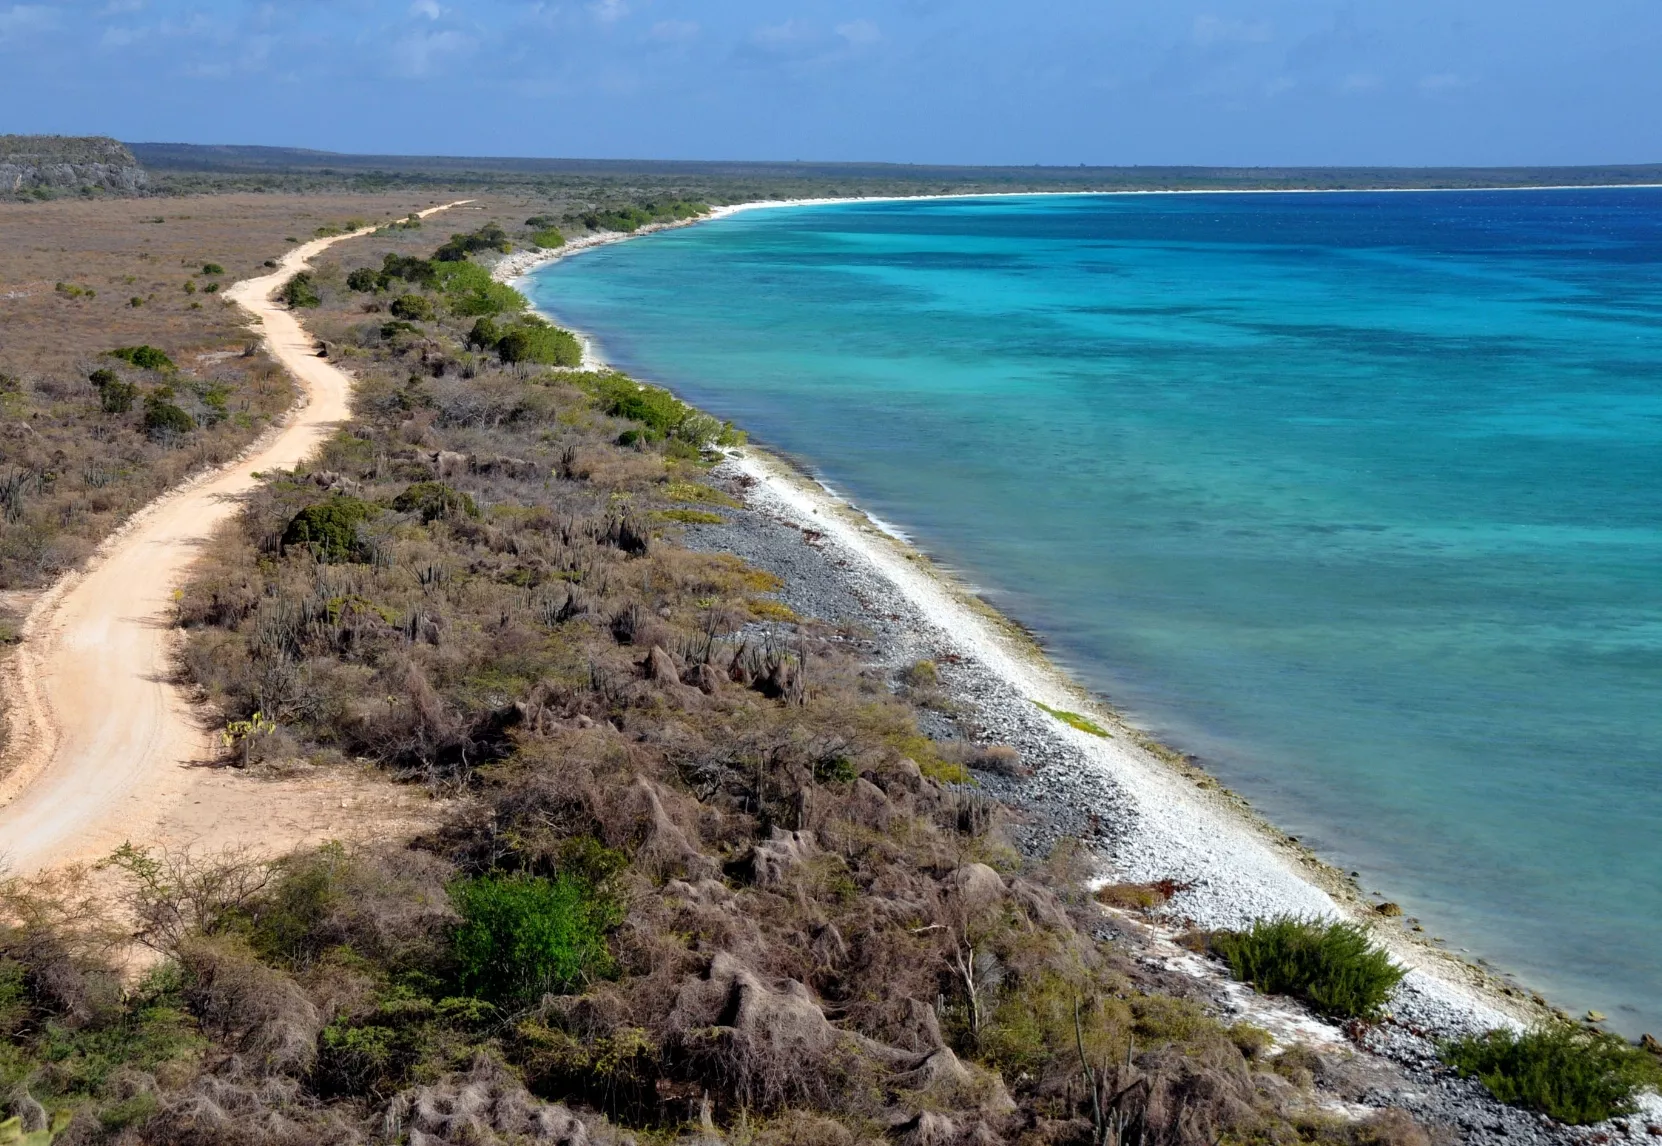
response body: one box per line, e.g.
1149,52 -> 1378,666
87,367 -> 117,389
434,223 -> 511,262
1441,1023 -> 1662,1125
280,496 -> 375,562
346,267 -> 380,292
530,227 -> 565,250
579,200 -> 709,234
389,293 -> 435,322
450,873 -> 619,1004
279,272 -> 321,309
432,260 -> 525,317
142,395 -> 195,436
106,345 -> 174,371
466,317 -> 501,352
201,262 -> 224,276
1209,916 -> 1404,1019
379,253 -> 436,289
392,481 -> 479,523
496,320 -> 581,367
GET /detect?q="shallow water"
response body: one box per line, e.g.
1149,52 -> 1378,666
526,191 -> 1662,1034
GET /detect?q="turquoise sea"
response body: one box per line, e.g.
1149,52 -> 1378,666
525,191 -> 1662,1034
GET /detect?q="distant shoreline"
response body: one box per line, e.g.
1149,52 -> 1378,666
496,178 -> 1662,291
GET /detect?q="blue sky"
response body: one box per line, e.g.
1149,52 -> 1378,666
3,0 -> 1660,166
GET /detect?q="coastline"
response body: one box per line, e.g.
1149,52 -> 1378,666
498,203 -> 1661,1134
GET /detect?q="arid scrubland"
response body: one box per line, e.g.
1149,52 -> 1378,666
0,201 -> 1463,1145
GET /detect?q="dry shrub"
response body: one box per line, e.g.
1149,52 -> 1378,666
176,937 -> 321,1078
1093,880 -> 1189,912
145,1071 -> 364,1146
383,1054 -> 602,1146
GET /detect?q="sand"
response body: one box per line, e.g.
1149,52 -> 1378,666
0,201 -> 470,874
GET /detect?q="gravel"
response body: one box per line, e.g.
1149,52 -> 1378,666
670,450 -> 1660,1146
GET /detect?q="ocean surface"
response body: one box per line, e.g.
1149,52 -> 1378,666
525,191 -> 1662,1034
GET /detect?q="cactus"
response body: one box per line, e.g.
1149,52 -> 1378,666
222,710 -> 277,767
0,1111 -> 72,1145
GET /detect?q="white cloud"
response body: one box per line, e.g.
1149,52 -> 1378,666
409,0 -> 442,20
835,18 -> 880,46
647,19 -> 697,42
389,27 -> 472,77
750,18 -> 813,49
590,0 -> 627,24
0,4 -> 57,43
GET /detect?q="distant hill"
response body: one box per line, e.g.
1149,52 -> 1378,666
1,135 -> 147,196
125,142 -> 1662,191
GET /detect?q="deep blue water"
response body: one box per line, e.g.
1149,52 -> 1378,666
526,191 -> 1662,1034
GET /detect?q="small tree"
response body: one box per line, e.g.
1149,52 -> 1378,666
346,267 -> 380,292
279,272 -> 321,309
143,394 -> 195,436
389,293 -> 435,322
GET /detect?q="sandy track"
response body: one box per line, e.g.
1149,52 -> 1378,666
0,202 -> 468,873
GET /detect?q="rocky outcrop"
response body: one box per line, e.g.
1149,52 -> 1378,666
0,135 -> 147,196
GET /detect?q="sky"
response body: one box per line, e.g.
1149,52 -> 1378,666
3,0 -> 1661,167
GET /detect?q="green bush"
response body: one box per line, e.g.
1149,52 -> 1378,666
496,320 -> 581,367
201,262 -> 224,276
579,200 -> 709,234
389,293 -> 435,322
106,345 -> 174,371
379,253 -> 436,289
392,481 -> 478,523
279,272 -> 321,308
434,223 -> 511,262
1441,1023 -> 1662,1125
450,873 -> 619,1004
346,267 -> 380,292
432,260 -> 525,317
87,367 -> 117,389
99,380 -> 137,414
143,396 -> 195,436
531,227 -> 565,250
1209,916 -> 1404,1020
466,317 -> 501,352
280,496 -> 375,562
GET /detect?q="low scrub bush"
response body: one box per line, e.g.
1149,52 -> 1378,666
142,394 -> 195,436
106,344 -> 174,371
1441,1023 -> 1662,1124
392,481 -> 478,523
279,271 -> 321,309
431,259 -> 524,317
346,266 -> 380,292
496,318 -> 581,367
531,227 -> 565,249
1210,916 -> 1404,1019
388,293 -> 434,322
449,873 -> 619,1004
434,223 -> 511,262
279,496 -> 375,562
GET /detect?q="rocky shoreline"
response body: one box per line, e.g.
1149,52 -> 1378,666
670,447 -> 1659,1146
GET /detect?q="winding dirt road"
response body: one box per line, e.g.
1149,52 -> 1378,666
0,202 -> 469,873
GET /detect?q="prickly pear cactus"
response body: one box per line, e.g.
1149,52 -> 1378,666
0,1110 -> 72,1145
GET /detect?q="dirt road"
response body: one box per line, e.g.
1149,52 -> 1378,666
0,202 -> 468,873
